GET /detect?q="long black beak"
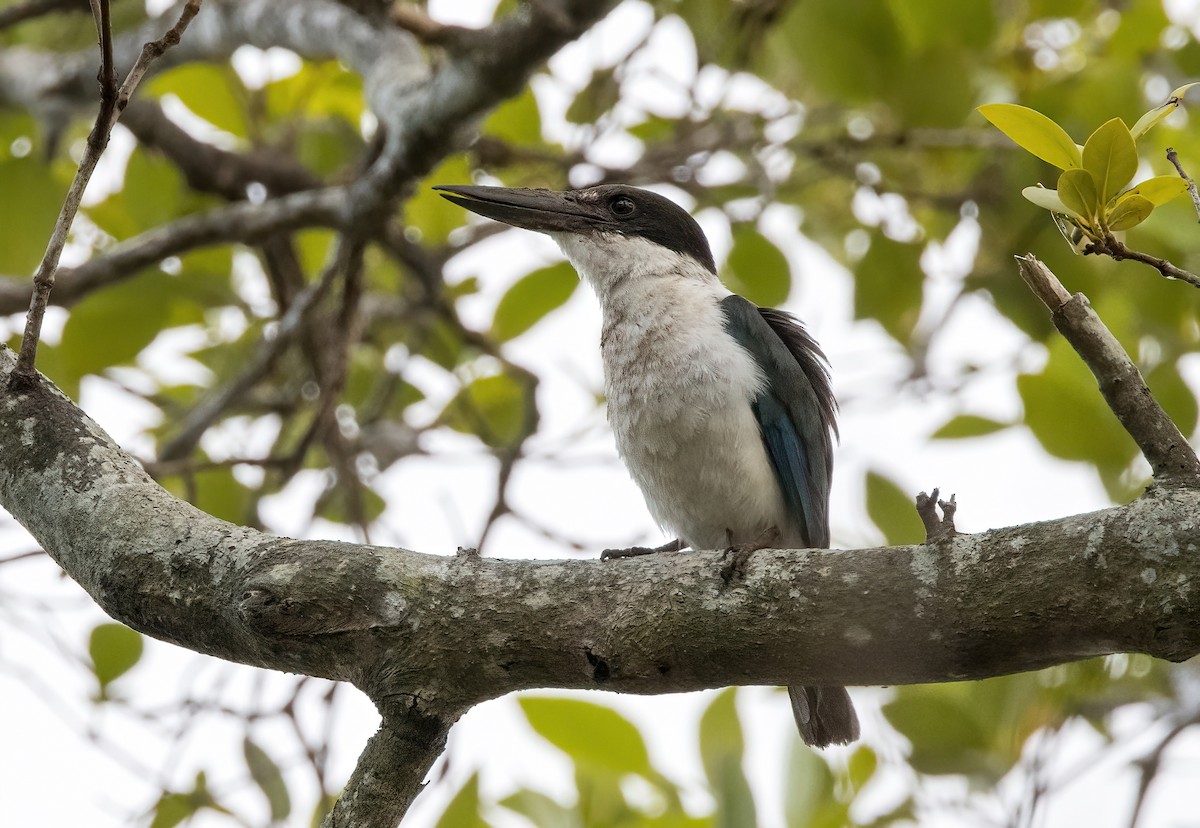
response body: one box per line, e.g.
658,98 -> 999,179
434,185 -> 605,233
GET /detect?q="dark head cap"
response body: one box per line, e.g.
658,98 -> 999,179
434,183 -> 716,273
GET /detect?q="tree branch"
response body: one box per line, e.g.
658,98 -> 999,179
1085,236 -> 1200,289
323,700 -> 457,828
1017,254 -> 1200,485
12,0 -> 116,382
1166,147 -> 1200,223
5,343 -> 1200,819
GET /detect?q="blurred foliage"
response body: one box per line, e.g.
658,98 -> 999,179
4,0 -> 1200,825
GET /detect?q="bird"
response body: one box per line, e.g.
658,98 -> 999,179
435,182 -> 859,748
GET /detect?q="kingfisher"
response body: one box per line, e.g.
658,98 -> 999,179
435,183 -> 859,747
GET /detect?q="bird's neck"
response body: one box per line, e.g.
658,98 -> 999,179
552,232 -> 724,320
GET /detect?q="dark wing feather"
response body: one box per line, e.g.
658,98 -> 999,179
720,295 -> 837,547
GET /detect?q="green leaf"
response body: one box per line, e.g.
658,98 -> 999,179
784,740 -> 840,828
1017,337 -> 1134,473
406,156 -> 472,244
483,87 -> 543,146
0,156 -> 71,275
1056,168 -> 1098,220
519,696 -> 653,777
491,261 -> 579,342
1106,194 -> 1154,231
1130,82 -> 1200,140
441,373 -> 531,448
722,224 -> 792,307
498,790 -> 577,828
1147,361 -> 1199,439
864,471 -> 924,545
435,773 -> 488,828
1082,118 -> 1138,203
1021,186 -> 1080,219
147,63 -> 249,137
149,794 -> 194,828
1123,176 -> 1188,207
699,689 -> 756,828
846,745 -> 877,790
977,104 -> 1082,170
566,66 -> 620,124
243,737 -> 291,821
931,415 -> 1011,440
89,622 -> 144,696
884,687 -> 995,776
853,234 -> 923,345
57,269 -> 191,385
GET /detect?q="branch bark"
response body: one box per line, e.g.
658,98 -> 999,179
4,338 -> 1200,822
1017,254 -> 1200,485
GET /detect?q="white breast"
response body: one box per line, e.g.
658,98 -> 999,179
553,233 -> 794,550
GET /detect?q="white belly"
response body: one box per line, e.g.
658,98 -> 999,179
600,299 -> 793,550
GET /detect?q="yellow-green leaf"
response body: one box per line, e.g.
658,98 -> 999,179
441,373 -> 530,448
1056,168 -> 1098,220
1106,194 -> 1153,231
1021,186 -> 1080,218
865,470 -> 924,545
434,774 -> 487,828
518,696 -> 653,776
931,415 -> 1011,440
722,224 -> 792,307
243,737 -> 291,821
1082,118 -> 1137,202
699,689 -> 756,828
491,261 -> 579,342
1123,175 -> 1188,207
89,622 -> 144,695
1130,81 -> 1199,140
977,104 -> 1081,170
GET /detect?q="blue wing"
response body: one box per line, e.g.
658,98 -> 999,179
720,295 -> 836,548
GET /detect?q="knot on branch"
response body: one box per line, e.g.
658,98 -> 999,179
916,487 -> 957,544
239,543 -> 407,636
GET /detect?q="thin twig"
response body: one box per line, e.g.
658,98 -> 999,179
1085,235 -> 1200,289
11,0 -> 204,385
11,0 -> 115,384
114,0 -> 203,117
1166,147 -> 1200,223
1016,254 -> 1200,484
1128,713 -> 1200,828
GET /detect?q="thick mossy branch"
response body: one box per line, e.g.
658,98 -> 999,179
4,347 -> 1200,708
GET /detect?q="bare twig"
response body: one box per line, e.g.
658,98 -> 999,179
11,0 -> 203,385
11,0 -> 116,384
114,0 -> 202,115
1017,254 -> 1200,484
1086,236 -> 1200,289
1166,147 -> 1200,223
1127,713 -> 1200,828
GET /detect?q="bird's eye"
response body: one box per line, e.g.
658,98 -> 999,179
611,196 -> 636,217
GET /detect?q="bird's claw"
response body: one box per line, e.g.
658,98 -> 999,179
719,526 -> 781,583
916,488 -> 958,543
600,538 -> 685,561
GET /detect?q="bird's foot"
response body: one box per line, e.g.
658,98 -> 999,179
915,487 -> 958,543
719,526 -> 781,583
600,538 -> 685,561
